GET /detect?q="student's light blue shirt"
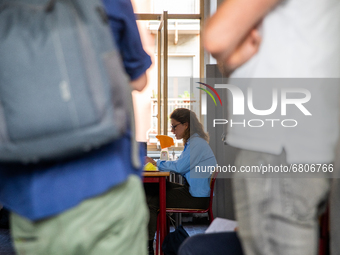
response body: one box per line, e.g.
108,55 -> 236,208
157,134 -> 217,197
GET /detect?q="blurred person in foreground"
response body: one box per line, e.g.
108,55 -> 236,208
0,0 -> 151,254
204,0 -> 340,255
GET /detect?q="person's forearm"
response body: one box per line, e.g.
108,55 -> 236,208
157,157 -> 189,174
204,0 -> 280,61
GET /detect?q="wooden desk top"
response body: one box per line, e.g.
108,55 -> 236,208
143,171 -> 170,177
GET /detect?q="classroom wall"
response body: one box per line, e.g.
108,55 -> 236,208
206,64 -> 237,220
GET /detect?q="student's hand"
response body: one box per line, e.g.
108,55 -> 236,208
145,156 -> 157,166
217,28 -> 261,76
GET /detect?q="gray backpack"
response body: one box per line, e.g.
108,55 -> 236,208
0,0 -> 140,167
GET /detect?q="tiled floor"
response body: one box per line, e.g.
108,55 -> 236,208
153,221 -> 209,252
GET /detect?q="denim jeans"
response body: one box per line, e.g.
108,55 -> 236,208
233,149 -> 330,255
144,182 -> 209,240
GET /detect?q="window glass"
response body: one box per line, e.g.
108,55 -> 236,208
132,0 -> 200,14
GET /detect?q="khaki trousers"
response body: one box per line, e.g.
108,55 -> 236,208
11,175 -> 149,255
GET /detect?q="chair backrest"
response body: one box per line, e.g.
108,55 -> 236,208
209,170 -> 218,188
208,171 -> 218,211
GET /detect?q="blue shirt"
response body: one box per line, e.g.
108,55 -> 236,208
103,0 -> 150,80
0,0 -> 151,221
157,134 -> 217,197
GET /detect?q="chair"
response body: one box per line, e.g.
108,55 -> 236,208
318,206 -> 329,255
155,171 -> 218,255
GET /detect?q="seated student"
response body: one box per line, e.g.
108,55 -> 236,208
145,108 -> 217,255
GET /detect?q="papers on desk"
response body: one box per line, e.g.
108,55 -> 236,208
205,218 -> 238,233
143,162 -> 159,171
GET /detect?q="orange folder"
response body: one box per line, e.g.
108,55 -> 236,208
156,135 -> 174,149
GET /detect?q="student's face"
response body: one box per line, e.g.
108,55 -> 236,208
170,119 -> 188,140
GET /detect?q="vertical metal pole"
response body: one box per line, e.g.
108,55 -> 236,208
199,0 -> 204,123
157,27 -> 162,135
163,11 -> 168,135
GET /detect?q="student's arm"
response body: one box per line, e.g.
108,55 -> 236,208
157,145 -> 191,174
204,0 -> 280,75
157,139 -> 213,175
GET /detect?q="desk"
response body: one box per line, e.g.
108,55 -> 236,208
143,171 -> 170,255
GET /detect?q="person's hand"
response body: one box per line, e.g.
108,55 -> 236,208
145,156 -> 157,166
216,28 -> 261,76
203,0 -> 277,77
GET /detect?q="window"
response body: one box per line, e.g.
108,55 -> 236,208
132,1 -> 204,150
